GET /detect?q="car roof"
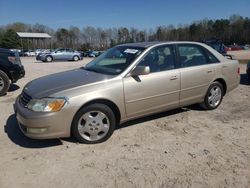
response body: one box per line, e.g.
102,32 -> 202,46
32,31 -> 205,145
117,41 -> 206,48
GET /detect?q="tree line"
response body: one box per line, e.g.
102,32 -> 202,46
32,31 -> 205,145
0,14 -> 249,51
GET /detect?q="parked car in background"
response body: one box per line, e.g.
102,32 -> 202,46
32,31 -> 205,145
10,49 -> 21,53
247,61 -> 250,80
83,50 -> 104,57
227,44 -> 243,51
242,44 -> 250,50
18,50 -> 26,57
36,48 -> 83,62
24,50 -> 36,56
15,41 -> 239,144
203,39 -> 227,55
202,39 -> 233,59
95,51 -> 105,57
35,49 -> 51,56
87,51 -> 98,57
0,48 -> 25,96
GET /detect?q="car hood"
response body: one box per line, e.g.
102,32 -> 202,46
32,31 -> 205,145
24,68 -> 114,98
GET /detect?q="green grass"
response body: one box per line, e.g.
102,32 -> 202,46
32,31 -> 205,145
239,60 -> 250,64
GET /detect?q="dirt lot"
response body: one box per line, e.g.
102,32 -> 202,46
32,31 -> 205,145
0,56 -> 249,188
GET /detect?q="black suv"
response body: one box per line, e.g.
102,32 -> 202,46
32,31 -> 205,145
0,48 -> 25,96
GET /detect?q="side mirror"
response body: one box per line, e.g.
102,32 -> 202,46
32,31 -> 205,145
130,66 -> 150,76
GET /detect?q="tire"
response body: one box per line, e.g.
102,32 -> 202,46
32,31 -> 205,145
45,55 -> 53,62
0,70 -> 10,96
73,55 -> 79,61
71,103 -> 116,144
200,81 -> 224,110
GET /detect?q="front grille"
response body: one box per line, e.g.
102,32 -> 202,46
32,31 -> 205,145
20,91 -> 32,107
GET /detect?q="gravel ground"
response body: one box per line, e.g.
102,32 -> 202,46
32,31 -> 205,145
0,56 -> 249,188
227,50 -> 250,60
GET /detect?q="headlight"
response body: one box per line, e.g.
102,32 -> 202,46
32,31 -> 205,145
27,98 -> 67,112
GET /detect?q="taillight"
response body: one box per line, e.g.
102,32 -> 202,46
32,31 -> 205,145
237,67 -> 240,75
8,56 -> 16,63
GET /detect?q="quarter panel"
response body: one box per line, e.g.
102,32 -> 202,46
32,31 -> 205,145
216,60 -> 240,93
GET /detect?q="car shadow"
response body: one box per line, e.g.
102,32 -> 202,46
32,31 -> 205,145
240,73 -> 250,86
4,106 -> 205,146
118,108 -> 189,129
4,114 -> 62,148
8,84 -> 20,92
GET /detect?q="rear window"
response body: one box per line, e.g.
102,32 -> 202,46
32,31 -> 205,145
205,49 -> 220,63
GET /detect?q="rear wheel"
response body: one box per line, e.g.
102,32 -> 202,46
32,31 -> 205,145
71,103 -> 116,144
73,55 -> 79,61
45,56 -> 53,62
200,81 -> 224,110
0,70 -> 10,96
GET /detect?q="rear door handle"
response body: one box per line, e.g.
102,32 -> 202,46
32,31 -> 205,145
170,75 -> 178,80
222,65 -> 228,68
207,70 -> 213,73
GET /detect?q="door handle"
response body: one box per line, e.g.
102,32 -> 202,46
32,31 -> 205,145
222,65 -> 228,68
170,75 -> 178,80
207,70 -> 213,73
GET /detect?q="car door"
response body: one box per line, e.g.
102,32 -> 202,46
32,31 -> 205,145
53,49 -> 65,60
65,49 -> 73,60
177,44 -> 216,106
123,45 -> 180,119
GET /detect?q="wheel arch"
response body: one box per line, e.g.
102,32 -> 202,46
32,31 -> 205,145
73,55 -> 80,60
0,66 -> 11,80
213,78 -> 227,95
71,98 -> 121,134
45,55 -> 53,61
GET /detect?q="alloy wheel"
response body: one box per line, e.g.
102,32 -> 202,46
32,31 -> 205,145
208,85 -> 222,108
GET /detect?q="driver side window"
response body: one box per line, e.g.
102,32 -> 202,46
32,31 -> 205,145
56,49 -> 65,53
138,45 -> 175,73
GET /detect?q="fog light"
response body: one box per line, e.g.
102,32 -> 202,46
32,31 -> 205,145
27,128 -> 47,134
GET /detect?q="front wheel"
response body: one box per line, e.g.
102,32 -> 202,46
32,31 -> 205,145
0,70 -> 10,96
71,103 -> 116,144
200,81 -> 224,110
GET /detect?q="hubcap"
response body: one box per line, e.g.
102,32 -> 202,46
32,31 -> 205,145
208,86 -> 222,107
47,57 -> 52,62
77,111 -> 110,141
74,56 -> 78,61
0,77 -> 4,91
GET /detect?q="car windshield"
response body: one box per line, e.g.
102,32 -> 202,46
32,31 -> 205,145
84,46 -> 145,75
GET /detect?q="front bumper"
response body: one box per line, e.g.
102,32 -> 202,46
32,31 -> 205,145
36,55 -> 46,61
14,96 -> 73,139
